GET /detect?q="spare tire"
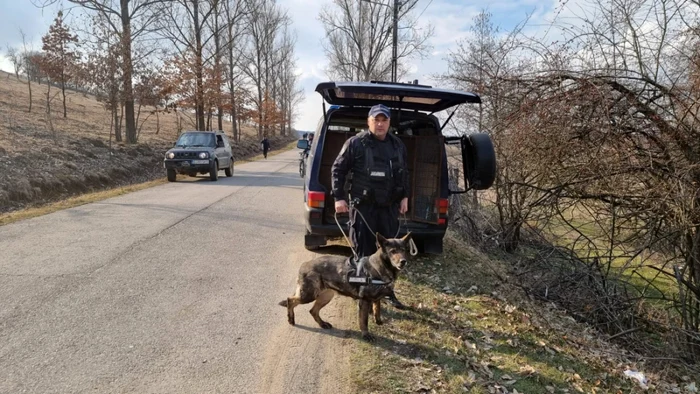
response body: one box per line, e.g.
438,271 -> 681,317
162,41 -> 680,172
464,133 -> 496,190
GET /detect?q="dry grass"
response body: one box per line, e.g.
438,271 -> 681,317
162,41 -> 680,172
0,70 -> 297,215
346,234 -> 695,393
0,178 -> 168,226
0,70 -> 259,155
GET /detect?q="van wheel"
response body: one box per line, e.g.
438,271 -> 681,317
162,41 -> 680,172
167,168 -> 176,182
466,133 -> 497,190
210,161 -> 219,181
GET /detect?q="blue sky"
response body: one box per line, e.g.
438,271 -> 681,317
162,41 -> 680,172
0,0 -> 558,131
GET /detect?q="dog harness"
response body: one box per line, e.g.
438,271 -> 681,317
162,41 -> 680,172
346,256 -> 392,286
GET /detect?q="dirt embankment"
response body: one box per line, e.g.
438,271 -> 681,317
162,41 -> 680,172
0,70 -> 300,214
0,132 -> 295,214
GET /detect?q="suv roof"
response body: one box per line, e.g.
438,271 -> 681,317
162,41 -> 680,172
315,81 -> 481,113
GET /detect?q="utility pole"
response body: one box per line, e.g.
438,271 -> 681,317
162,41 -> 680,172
392,0 -> 398,82
360,0 -> 399,82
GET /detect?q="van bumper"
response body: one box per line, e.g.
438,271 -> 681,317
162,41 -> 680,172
304,206 -> 447,253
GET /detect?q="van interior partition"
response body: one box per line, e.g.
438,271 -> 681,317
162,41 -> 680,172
318,110 -> 442,226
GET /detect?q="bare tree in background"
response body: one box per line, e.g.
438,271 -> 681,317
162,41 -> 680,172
20,30 -> 35,113
157,0 -> 224,131
41,10 -> 80,118
239,0 -> 290,137
36,0 -> 164,143
319,0 -> 432,81
224,0 -> 248,141
440,11 -> 533,251
445,0 -> 700,361
80,13 -> 125,142
4,45 -> 22,80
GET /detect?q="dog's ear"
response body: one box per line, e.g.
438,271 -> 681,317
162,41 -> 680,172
401,231 -> 412,244
376,232 -> 387,247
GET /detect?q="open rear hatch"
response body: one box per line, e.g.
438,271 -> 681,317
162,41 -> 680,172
315,81 -> 481,112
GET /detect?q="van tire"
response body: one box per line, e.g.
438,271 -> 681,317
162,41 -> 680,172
466,133 -> 497,190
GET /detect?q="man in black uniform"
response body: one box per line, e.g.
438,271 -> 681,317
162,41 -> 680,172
261,137 -> 271,159
331,104 -> 410,309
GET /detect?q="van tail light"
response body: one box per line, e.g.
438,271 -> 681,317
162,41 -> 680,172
308,191 -> 326,208
437,198 -> 448,226
437,198 -> 448,215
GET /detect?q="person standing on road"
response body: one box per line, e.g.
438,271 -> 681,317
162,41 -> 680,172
331,104 -> 410,309
261,137 -> 271,159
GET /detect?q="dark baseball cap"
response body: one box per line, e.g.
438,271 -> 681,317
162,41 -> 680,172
368,104 -> 391,118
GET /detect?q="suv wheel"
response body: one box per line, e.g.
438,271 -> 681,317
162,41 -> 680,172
225,159 -> 233,177
167,168 -> 176,182
210,161 -> 219,181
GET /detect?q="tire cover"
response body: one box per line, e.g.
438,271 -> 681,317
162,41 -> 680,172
466,133 -> 496,190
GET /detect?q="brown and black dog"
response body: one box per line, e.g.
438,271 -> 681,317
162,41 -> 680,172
279,232 -> 412,341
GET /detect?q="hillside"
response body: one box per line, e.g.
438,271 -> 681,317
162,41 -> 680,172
0,71 -> 296,213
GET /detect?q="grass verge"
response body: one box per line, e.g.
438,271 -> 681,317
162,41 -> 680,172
349,234 -> 662,393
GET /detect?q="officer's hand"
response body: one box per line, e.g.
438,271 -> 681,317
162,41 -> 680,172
335,200 -> 349,213
399,198 -> 409,214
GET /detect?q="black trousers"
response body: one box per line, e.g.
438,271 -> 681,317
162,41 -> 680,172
349,201 -> 400,257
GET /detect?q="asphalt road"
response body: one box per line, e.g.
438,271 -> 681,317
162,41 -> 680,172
0,150 -> 356,394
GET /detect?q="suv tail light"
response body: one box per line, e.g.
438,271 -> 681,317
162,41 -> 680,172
308,191 -> 326,208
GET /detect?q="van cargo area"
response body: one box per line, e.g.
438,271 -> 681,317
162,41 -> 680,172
317,108 -> 445,227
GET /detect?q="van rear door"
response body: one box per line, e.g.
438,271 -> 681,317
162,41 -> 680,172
315,81 -> 481,113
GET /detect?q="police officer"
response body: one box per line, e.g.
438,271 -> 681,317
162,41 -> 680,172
331,104 -> 410,309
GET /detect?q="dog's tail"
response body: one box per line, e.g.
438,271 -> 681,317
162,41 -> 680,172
278,299 -> 288,307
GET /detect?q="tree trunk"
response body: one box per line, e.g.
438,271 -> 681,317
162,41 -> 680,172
121,0 -> 137,144
61,73 -> 67,118
114,103 -> 123,142
27,76 -> 32,113
46,79 -> 51,115
193,0 -> 206,131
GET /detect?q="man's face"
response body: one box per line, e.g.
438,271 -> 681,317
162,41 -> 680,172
368,114 -> 390,140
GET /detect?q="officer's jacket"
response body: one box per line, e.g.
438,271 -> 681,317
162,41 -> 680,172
331,131 -> 410,204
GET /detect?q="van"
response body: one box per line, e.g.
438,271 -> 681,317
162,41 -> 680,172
299,81 -> 496,254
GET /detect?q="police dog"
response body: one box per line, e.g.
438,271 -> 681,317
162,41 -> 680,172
279,232 -> 412,341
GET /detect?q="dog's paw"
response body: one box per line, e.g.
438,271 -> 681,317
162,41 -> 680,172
320,321 -> 333,329
287,316 -> 295,326
362,332 -> 376,342
374,319 -> 384,325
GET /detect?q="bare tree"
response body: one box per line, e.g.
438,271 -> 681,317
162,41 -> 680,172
446,0 -> 700,361
224,0 -> 248,141
80,13 -> 125,142
239,0 -> 290,137
41,10 -> 80,118
318,0 -> 433,82
157,0 -> 224,131
4,45 -> 22,80
20,30 -> 34,113
37,0 -> 164,143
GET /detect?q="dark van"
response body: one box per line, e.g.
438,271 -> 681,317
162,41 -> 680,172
299,81 -> 496,254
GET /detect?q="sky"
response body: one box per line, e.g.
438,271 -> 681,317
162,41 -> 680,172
0,0 -> 561,132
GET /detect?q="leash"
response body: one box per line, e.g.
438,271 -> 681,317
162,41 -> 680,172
335,202 -> 418,257
334,210 -> 359,261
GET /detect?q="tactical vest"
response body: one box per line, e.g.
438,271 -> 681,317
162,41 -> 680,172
349,132 -> 406,206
